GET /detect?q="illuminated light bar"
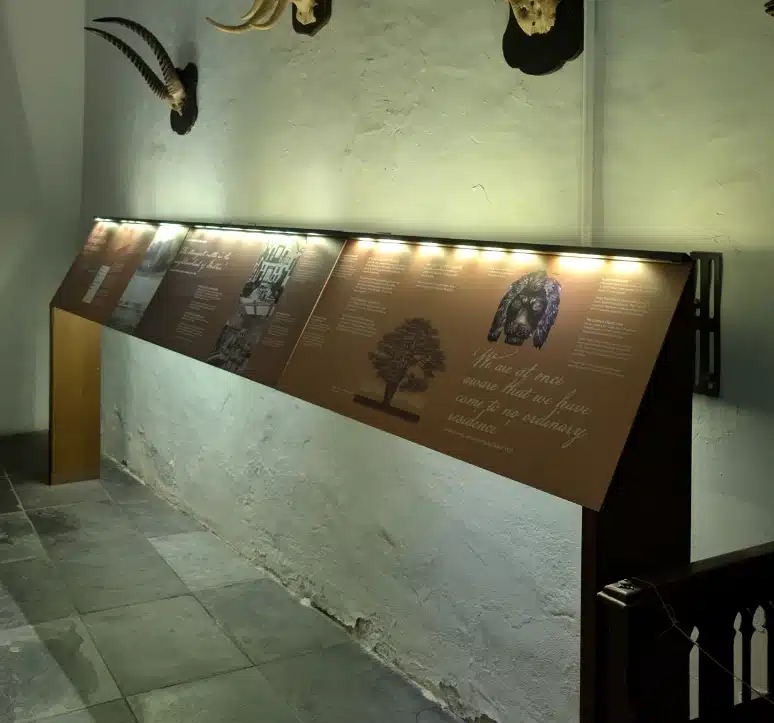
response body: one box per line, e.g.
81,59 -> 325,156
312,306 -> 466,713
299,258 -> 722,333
418,243 -> 444,256
557,255 -> 605,271
377,240 -> 408,252
481,251 -> 505,263
610,259 -> 643,273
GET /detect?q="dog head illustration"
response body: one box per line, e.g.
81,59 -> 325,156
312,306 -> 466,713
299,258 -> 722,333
487,270 -> 562,349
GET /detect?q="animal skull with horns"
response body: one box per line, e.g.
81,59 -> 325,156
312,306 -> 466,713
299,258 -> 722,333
506,0 -> 559,36
207,0 -> 318,33
85,17 -> 199,135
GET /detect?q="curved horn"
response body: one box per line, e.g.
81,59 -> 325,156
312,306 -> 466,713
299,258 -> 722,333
206,0 -> 277,34
207,0 -> 289,33
250,0 -> 290,30
240,0 -> 270,20
85,27 -> 170,101
93,17 -> 179,91
205,14 -> 261,34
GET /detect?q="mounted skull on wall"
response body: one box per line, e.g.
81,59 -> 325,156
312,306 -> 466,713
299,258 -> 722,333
206,0 -> 332,36
501,0 -> 583,75
507,0 -> 559,36
85,17 -> 199,136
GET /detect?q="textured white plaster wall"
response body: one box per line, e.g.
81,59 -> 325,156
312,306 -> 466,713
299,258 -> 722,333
82,0 -> 584,240
87,0 -> 586,721
86,0 -> 774,718
595,0 -> 774,559
102,333 -> 582,722
0,0 -> 85,433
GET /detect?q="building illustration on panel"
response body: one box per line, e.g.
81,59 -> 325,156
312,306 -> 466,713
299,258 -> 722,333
206,236 -> 306,374
239,240 -> 303,318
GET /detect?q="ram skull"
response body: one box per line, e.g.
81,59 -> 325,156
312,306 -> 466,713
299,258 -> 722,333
85,17 -> 199,135
207,0 -> 317,33
507,0 -> 559,36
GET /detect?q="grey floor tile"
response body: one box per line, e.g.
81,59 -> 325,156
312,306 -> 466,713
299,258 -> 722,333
29,700 -> 136,723
195,579 -> 349,664
259,642 -> 434,723
83,595 -> 250,696
127,667 -> 300,723
149,532 -> 264,591
416,709 -> 461,723
29,501 -> 138,557
0,513 -> 45,563
0,557 -> 76,630
0,616 -> 121,722
13,481 -> 108,511
118,497 -> 203,539
0,474 -> 21,514
53,539 -> 188,614
100,464 -> 155,506
0,432 -> 48,482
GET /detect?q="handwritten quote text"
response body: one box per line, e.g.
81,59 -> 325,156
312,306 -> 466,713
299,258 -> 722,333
446,349 -> 591,449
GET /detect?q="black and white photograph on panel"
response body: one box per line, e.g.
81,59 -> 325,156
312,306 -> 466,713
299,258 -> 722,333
107,224 -> 190,335
206,235 -> 306,374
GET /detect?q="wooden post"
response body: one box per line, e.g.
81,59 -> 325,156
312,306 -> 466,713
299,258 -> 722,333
579,271 -> 695,722
49,306 -> 102,484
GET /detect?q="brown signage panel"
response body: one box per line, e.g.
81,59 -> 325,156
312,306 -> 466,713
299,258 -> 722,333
133,228 -> 271,359
53,220 -> 160,323
204,235 -> 344,387
132,228 -> 341,376
106,223 -> 190,334
279,240 -> 692,510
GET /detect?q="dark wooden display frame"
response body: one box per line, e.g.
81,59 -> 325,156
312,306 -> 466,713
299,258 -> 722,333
49,217 -> 695,723
581,274 -> 695,721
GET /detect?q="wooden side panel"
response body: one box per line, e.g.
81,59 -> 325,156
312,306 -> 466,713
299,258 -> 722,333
49,307 -> 101,484
579,267 -> 696,722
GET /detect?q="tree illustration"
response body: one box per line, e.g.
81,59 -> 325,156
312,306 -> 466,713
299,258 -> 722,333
369,318 -> 446,408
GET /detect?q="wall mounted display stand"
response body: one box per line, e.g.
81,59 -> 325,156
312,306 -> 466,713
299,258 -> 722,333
690,251 -> 722,398
50,218 -> 696,723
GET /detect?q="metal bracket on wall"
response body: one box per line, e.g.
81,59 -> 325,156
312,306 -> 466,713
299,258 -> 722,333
690,252 -> 723,397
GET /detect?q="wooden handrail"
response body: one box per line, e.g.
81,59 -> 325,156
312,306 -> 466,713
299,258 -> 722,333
598,542 -> 774,722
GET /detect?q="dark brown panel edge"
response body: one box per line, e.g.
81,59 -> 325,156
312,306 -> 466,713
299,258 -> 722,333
579,263 -> 695,722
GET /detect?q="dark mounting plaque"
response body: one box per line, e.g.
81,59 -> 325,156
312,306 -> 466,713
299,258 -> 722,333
690,252 -> 722,397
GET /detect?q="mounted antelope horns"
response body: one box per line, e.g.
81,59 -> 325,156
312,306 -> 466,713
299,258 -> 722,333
239,0 -> 270,20
206,0 -> 318,34
85,17 -> 199,136
206,0 -> 290,33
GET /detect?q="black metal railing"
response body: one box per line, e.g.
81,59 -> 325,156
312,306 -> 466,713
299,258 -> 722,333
598,541 -> 774,722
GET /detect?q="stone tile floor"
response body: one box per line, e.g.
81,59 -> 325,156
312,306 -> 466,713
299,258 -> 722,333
0,438 -> 458,723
